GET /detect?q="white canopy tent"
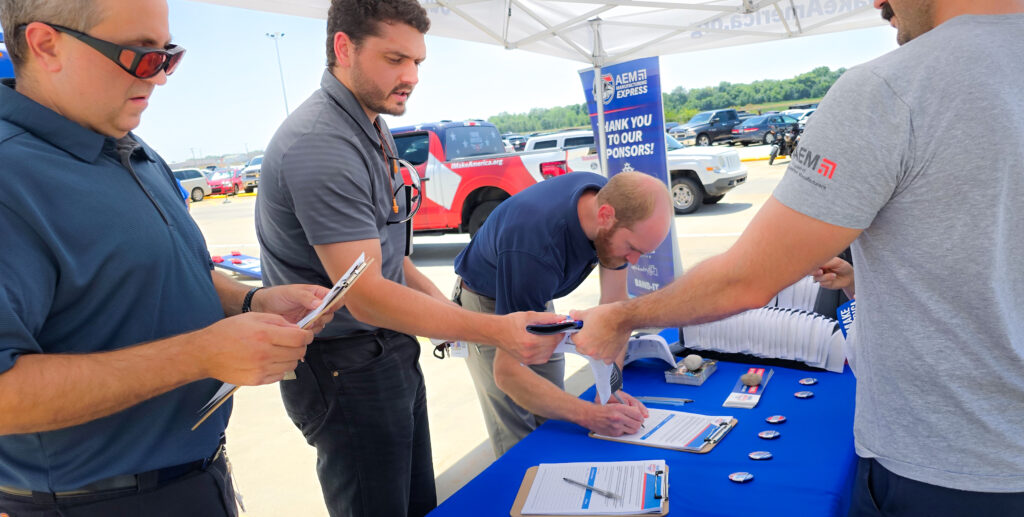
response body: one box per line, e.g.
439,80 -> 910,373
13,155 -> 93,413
193,0 -> 886,173
194,0 -> 885,66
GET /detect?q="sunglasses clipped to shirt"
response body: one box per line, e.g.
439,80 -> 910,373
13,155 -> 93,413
22,22 -> 185,79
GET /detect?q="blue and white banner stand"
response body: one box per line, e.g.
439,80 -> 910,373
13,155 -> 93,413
580,56 -> 683,297
0,31 -> 14,79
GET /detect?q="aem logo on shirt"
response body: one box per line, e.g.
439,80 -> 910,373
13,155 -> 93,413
794,146 -> 837,180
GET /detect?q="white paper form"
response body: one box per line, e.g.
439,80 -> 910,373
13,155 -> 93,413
522,460 -> 666,515
556,338 -> 615,405
193,254 -> 368,430
593,408 -> 733,451
297,253 -> 366,328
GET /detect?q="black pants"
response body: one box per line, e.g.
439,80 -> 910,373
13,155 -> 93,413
850,457 -> 1024,517
281,330 -> 436,517
0,454 -> 237,517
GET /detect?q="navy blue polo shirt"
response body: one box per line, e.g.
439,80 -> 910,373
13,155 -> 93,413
0,80 -> 227,491
454,172 -> 607,315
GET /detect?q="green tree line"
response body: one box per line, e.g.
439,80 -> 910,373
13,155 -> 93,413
488,66 -> 845,134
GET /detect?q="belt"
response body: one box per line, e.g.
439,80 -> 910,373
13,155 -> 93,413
0,440 -> 225,500
313,327 -> 406,345
459,279 -> 492,300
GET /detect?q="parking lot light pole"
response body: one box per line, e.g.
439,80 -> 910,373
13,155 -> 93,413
265,32 -> 289,116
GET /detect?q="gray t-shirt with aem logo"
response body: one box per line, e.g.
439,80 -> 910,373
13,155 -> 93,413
774,14 -> 1024,492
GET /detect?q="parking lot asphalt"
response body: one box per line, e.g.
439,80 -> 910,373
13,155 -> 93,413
188,153 -> 788,516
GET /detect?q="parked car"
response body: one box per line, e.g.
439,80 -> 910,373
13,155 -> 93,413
172,168 -> 212,202
523,130 -> 594,151
564,133 -> 747,215
207,168 -> 244,196
241,155 -> 262,193
795,109 -> 815,130
390,120 -> 593,236
663,133 -> 747,214
730,114 -> 799,145
669,109 -> 744,146
501,133 -> 527,152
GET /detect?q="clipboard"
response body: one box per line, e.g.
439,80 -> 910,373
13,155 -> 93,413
588,417 -> 738,454
190,256 -> 373,431
510,465 -> 669,517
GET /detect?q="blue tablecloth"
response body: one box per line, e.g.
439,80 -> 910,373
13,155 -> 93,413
430,338 -> 857,516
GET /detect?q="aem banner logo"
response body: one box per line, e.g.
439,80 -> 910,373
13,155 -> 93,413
795,146 -> 837,180
594,73 -> 615,105
818,158 -> 837,179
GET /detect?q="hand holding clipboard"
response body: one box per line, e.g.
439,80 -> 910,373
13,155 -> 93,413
192,254 -> 372,430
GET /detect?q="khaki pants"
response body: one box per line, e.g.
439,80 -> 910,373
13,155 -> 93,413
452,278 -> 564,458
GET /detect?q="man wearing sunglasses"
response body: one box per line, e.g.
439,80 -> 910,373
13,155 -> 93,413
0,1 -> 335,515
254,1 -> 563,516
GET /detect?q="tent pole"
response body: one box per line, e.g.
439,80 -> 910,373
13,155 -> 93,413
589,18 -> 609,178
594,66 -> 609,177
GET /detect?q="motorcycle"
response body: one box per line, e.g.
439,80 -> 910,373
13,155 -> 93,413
768,125 -> 801,165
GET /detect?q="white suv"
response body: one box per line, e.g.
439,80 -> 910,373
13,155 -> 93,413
523,130 -> 595,152
565,132 -> 747,214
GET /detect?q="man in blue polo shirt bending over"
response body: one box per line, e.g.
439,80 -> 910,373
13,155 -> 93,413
0,1 -> 332,515
453,171 -> 673,457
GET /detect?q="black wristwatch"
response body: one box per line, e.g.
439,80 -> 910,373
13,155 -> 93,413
241,287 -> 264,313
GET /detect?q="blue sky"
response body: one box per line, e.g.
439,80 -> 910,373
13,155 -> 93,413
135,0 -> 898,163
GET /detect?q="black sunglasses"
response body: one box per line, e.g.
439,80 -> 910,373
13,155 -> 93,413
23,22 -> 185,79
385,156 -> 423,226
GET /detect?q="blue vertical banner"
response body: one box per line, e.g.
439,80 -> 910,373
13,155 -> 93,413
579,57 -> 682,297
0,32 -> 14,79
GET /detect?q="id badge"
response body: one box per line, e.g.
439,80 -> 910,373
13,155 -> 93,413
449,341 -> 469,358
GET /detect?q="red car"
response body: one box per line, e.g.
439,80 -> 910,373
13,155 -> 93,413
207,169 -> 244,196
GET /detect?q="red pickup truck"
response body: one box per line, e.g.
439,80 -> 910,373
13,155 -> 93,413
391,120 -> 589,236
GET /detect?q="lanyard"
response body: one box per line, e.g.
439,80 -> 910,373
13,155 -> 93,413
373,118 -> 400,214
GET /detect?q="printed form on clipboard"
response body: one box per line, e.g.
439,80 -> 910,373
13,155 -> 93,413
191,253 -> 371,431
589,409 -> 735,453
517,460 -> 667,516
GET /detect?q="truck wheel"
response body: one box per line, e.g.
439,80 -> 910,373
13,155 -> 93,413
696,134 -> 711,147
244,186 -> 254,193
703,195 -> 725,204
671,177 -> 702,214
191,188 -> 205,202
468,201 -> 500,238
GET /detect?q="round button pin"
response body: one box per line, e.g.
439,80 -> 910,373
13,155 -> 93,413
748,451 -> 773,460
729,472 -> 754,483
798,377 -> 818,385
758,430 -> 781,439
765,415 -> 787,424
794,391 -> 815,399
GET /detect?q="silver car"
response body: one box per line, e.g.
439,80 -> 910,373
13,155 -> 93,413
241,155 -> 262,193
172,168 -> 212,202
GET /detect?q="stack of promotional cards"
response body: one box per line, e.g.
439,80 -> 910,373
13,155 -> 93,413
767,276 -> 820,313
680,306 -> 845,373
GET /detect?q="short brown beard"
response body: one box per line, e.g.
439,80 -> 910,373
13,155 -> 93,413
594,226 -> 626,269
350,52 -> 413,116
